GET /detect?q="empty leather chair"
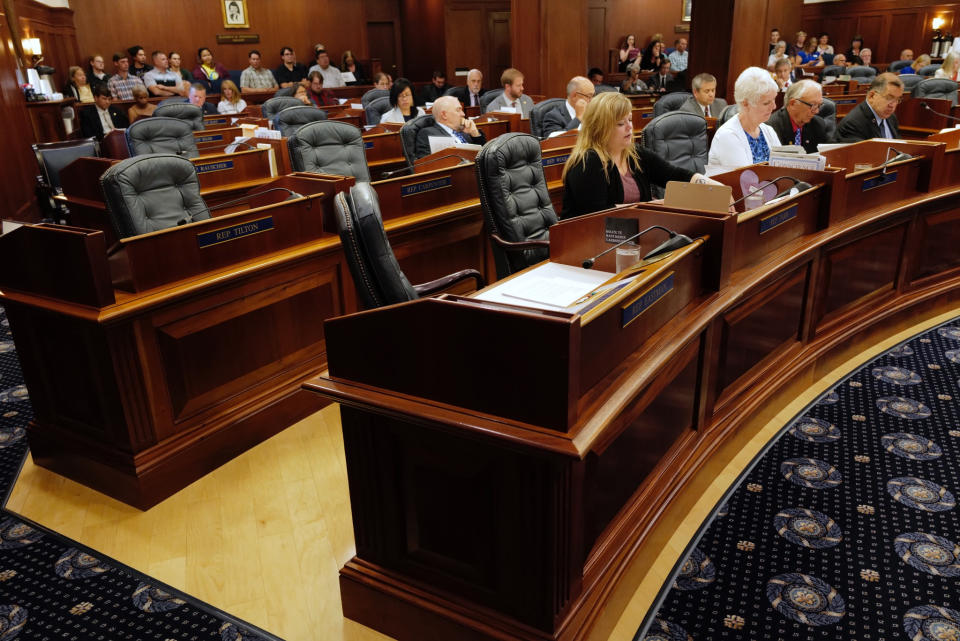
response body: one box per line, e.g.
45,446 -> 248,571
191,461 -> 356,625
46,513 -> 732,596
100,153 -> 210,238
360,88 -> 388,108
847,65 -> 877,80
288,120 -> 371,181
480,90 -> 501,111
820,65 -> 845,79
888,60 -> 913,73
365,96 -> 391,126
913,78 -> 960,106
333,182 -> 484,309
154,103 -> 205,131
157,96 -> 190,107
262,96 -> 303,121
475,132 -> 557,279
819,97 -> 837,142
400,114 -> 436,165
274,85 -> 297,97
593,84 -> 618,94
653,91 -> 693,117
899,74 -> 924,91
272,105 -> 327,138
641,112 -> 708,198
33,137 -> 99,221
126,117 -> 199,158
717,103 -> 740,125
918,64 -> 941,77
529,98 -> 566,138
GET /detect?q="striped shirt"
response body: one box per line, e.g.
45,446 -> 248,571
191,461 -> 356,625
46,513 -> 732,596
107,74 -> 144,100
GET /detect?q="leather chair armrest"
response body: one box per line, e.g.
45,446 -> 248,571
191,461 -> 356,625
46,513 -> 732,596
490,234 -> 550,252
413,269 -> 485,297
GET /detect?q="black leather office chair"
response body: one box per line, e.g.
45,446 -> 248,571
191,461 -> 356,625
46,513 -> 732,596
360,89 -> 388,108
820,65 -> 845,79
100,153 -> 210,238
530,98 -> 565,138
262,96 -> 303,121
365,96 -> 391,126
913,78 -> 960,106
717,104 -> 740,125
475,132 -> 556,280
653,91 -> 693,117
126,117 -> 199,158
272,105 -> 327,138
33,137 -> 99,222
288,120 -> 371,180
918,64 -> 941,77
847,65 -> 877,80
641,112 -> 707,198
154,103 -> 205,131
275,85 -> 297,97
900,74 -> 924,91
333,182 -> 484,309
819,97 -> 837,142
594,84 -> 618,94
479,90 -> 501,111
400,114 -> 436,165
888,60 -> 913,73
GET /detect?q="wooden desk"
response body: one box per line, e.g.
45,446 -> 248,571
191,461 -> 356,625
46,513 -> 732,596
632,107 -> 655,130
26,98 -> 76,143
831,93 -> 865,117
896,96 -> 953,138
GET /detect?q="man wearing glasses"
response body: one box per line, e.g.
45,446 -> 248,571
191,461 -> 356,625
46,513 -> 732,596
838,73 -> 902,142
540,76 -> 594,138
765,79 -> 829,152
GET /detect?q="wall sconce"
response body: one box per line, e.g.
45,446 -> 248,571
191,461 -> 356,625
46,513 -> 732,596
21,37 -> 41,56
932,17 -> 945,31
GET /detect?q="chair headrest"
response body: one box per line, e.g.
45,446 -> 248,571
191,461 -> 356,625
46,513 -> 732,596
288,120 -> 371,181
273,105 -> 327,138
262,96 -> 304,120
400,114 -> 437,165
126,117 -> 199,158
154,103 -> 205,131
360,89 -> 389,107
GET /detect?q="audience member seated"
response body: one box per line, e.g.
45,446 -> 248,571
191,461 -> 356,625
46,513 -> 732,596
240,49 -> 278,91
484,67 -> 534,118
414,95 -> 485,159
87,54 -> 110,89
588,67 -> 605,86
620,64 -> 648,94
830,53 -> 848,69
902,54 -> 931,75
768,41 -> 788,69
542,76 -> 593,137
192,47 -> 229,93
773,57 -> 794,92
188,83 -> 218,115
418,70 -> 449,105
619,34 -> 640,72
765,79 -> 829,152
901,49 -> 915,62
372,72 -> 392,91
81,84 -> 129,140
340,50 -> 367,85
127,85 -> 156,123
217,80 -> 247,114
649,59 -> 673,92
845,35 -> 864,60
836,73 -> 902,142
639,40 -> 667,71
275,46 -> 307,87
795,36 -> 824,69
381,77 -> 425,123
561,92 -> 714,220
128,45 -> 152,79
144,51 -> 187,98
787,30 -> 806,58
107,51 -> 145,100
447,68 -> 484,107
168,52 -> 192,83
680,72 -> 727,118
859,48 -> 876,71
293,84 -> 311,105
308,44 -> 344,88
936,52 -> 959,80
65,65 -> 94,103
668,38 -> 689,73
817,33 -> 834,57
708,67 -> 780,167
304,71 -> 337,107
769,28 -> 782,56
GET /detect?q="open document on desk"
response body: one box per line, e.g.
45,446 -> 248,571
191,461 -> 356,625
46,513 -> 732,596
474,262 -> 637,314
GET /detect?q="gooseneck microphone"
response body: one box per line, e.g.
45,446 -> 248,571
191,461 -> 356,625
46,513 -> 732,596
582,225 -> 692,269
731,176 -> 811,207
877,146 -> 915,174
920,101 -> 960,123
208,187 -> 305,212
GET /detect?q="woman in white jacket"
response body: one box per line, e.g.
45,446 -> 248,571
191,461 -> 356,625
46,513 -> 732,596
380,77 -> 426,124
708,67 -> 782,168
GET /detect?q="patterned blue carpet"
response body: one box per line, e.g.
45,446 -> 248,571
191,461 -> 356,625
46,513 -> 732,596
637,319 -> 960,641
0,306 -> 281,640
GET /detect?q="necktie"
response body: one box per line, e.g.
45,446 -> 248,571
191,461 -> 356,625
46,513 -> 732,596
471,93 -> 477,107
705,105 -> 710,118
454,130 -> 467,143
794,127 -> 802,145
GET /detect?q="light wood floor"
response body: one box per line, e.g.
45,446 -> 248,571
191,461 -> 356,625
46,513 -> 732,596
8,308 -> 960,641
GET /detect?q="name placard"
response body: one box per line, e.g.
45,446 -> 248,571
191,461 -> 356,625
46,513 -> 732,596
401,176 -> 452,197
759,204 -> 798,234
197,216 -> 274,248
195,160 -> 235,174
604,217 -> 639,244
542,153 -> 570,167
621,272 -> 674,328
195,134 -> 224,143
204,118 -> 228,125
833,98 -> 857,105
364,141 -> 374,149
641,112 -> 654,119
862,171 -> 897,191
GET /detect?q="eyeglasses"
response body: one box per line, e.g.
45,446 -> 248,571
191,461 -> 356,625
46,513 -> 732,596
795,98 -> 822,112
575,91 -> 595,100
879,94 -> 903,105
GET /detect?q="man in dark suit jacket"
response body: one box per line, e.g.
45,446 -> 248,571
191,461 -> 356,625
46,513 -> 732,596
448,69 -> 485,108
649,60 -> 673,93
80,84 -> 129,140
418,70 -> 450,105
414,96 -> 486,159
765,79 -> 830,153
678,72 -> 728,118
540,76 -> 593,138
837,72 -> 903,142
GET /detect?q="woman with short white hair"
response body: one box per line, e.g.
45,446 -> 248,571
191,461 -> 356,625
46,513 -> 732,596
708,67 -> 782,167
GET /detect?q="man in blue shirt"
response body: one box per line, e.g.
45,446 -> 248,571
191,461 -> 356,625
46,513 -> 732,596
668,38 -> 688,73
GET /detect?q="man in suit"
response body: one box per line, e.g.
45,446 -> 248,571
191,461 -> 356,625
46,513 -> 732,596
80,84 -> 129,140
541,76 -> 593,138
649,59 -> 673,92
484,68 -> 534,118
766,80 -> 830,152
449,69 -> 485,108
837,73 -> 902,142
418,70 -> 450,105
679,73 -> 727,118
414,96 -> 486,159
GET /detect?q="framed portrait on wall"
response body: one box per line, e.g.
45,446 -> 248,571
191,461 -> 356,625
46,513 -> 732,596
222,0 -> 249,28
681,0 -> 692,22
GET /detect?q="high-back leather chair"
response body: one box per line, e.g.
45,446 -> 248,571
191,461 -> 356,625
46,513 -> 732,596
262,96 -> 303,121
400,114 -> 436,165
820,65 -> 845,79
918,64 -> 941,77
594,84 -> 618,94
333,182 -> 483,309
641,112 -> 708,198
653,91 -> 693,117
288,120 -> 371,181
888,60 -> 913,73
272,105 -> 327,138
819,97 -> 837,142
717,103 -> 740,125
126,117 -> 199,158
100,153 -> 210,238
361,88 -> 388,108
365,96 -> 392,126
847,65 -> 877,80
480,90 -> 501,111
530,98 -> 565,138
154,103 -> 204,131
899,74 -> 924,91
913,78 -> 960,106
33,137 -> 99,221
475,132 -> 556,279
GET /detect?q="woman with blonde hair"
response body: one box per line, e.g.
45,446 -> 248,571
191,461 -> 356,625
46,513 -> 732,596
65,65 -> 94,102
902,53 -> 930,74
560,92 -> 711,219
935,51 -> 960,80
217,79 -> 247,114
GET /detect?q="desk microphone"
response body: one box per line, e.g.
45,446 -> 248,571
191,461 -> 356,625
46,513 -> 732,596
877,146 -> 915,174
379,153 -> 471,179
581,224 -> 692,269
208,186 -> 305,211
224,140 -> 258,152
731,176 -> 811,207
919,101 -> 960,122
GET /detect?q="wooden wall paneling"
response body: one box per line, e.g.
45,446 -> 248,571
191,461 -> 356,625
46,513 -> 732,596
400,0 -> 446,81
602,0 -> 690,71
688,0 -> 735,101
515,0 -> 587,98
488,10 -> 511,84
587,2 -> 607,71
445,5 -> 488,87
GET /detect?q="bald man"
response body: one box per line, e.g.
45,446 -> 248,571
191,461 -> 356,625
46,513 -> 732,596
540,76 -> 594,137
414,95 -> 486,159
